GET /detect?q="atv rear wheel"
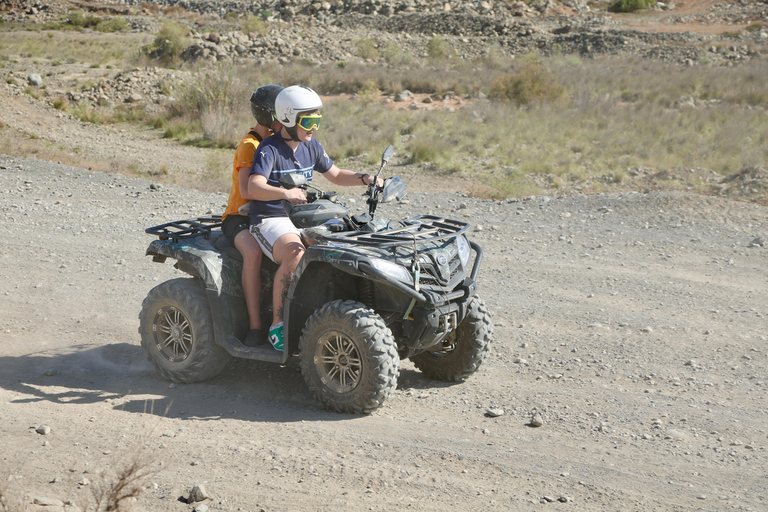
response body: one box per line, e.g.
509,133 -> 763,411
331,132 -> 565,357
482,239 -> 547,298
411,296 -> 492,381
139,278 -> 230,383
299,300 -> 399,414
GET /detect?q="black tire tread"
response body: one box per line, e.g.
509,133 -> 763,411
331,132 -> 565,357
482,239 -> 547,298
299,300 -> 400,414
138,278 -> 230,383
411,296 -> 493,381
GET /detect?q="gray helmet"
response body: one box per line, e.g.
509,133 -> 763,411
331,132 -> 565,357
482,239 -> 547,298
250,85 -> 284,126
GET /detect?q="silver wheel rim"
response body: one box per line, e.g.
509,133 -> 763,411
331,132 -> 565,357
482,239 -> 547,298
315,330 -> 362,394
153,306 -> 192,362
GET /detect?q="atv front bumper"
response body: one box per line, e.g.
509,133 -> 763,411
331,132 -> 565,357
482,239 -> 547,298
359,241 -> 483,350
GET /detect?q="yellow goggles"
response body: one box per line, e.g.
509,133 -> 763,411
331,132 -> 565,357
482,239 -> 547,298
297,114 -> 322,131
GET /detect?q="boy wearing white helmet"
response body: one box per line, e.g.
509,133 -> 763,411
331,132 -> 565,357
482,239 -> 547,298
247,85 -> 383,351
222,85 -> 283,347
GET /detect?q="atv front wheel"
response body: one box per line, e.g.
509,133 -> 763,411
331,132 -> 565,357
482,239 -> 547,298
411,296 -> 492,381
139,278 -> 230,383
299,300 -> 400,414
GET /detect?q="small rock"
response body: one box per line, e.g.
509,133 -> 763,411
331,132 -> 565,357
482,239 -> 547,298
188,483 -> 209,504
486,408 -> 504,417
530,413 -> 543,427
28,73 -> 43,86
36,425 -> 51,435
399,90 -> 414,101
34,497 -> 64,507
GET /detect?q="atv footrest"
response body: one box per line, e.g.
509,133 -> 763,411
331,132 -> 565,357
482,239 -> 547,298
219,335 -> 287,364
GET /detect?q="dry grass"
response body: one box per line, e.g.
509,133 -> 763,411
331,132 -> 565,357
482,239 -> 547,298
0,30 -> 152,67
0,20 -> 765,201
144,53 -> 767,200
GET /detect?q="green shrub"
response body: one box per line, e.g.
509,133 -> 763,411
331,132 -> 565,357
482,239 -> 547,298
95,17 -> 128,33
608,0 -> 657,13
354,38 -> 379,60
488,59 -> 564,106
427,36 -> 453,62
67,11 -> 100,29
357,79 -> 380,105
381,42 -> 413,65
141,21 -> 188,66
243,15 -> 266,34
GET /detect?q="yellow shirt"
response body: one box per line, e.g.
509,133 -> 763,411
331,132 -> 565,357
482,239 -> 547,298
223,130 -> 263,220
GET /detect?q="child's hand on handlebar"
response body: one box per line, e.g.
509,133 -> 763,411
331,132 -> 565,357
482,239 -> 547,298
284,187 -> 308,204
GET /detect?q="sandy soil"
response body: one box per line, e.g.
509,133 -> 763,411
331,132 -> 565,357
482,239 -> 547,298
1,1 -> 767,510
1,152 -> 767,512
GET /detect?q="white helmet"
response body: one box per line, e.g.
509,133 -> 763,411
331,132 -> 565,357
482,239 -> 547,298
274,85 -> 322,128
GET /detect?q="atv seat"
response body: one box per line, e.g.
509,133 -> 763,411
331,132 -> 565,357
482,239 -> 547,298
213,230 -> 279,273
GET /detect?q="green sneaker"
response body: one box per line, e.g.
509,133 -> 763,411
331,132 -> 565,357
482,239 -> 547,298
268,322 -> 284,351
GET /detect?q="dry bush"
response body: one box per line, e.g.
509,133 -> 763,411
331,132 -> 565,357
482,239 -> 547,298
427,36 -> 453,62
354,37 -> 380,60
609,0 -> 657,12
138,2 -> 160,14
141,21 -> 188,66
91,450 -> 162,512
169,67 -> 249,147
488,58 -> 565,106
162,5 -> 188,17
242,15 -> 267,34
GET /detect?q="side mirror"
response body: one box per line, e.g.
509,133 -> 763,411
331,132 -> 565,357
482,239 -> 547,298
381,145 -> 394,166
279,173 -> 307,189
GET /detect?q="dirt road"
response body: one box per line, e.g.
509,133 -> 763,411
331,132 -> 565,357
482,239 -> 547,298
1,155 -> 766,511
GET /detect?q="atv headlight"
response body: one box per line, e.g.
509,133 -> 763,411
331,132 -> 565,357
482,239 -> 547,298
369,257 -> 413,284
457,235 -> 471,267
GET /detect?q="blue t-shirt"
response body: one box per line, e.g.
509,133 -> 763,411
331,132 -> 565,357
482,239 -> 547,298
248,134 -> 333,224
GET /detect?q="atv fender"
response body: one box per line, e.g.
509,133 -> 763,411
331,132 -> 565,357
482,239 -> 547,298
146,236 -> 276,361
146,238 -> 224,290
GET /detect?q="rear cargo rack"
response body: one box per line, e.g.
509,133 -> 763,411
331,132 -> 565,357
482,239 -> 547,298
323,215 -> 469,247
145,216 -> 222,242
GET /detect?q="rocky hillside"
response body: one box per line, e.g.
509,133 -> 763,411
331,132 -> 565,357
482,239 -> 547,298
3,0 -> 767,69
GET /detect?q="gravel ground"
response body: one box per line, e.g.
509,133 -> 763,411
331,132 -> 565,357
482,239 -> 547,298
1,155 -> 767,511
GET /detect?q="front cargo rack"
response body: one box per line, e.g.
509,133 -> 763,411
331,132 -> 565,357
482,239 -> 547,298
145,216 -> 222,242
322,215 -> 469,247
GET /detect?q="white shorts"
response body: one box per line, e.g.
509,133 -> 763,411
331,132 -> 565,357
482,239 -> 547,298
250,217 -> 301,263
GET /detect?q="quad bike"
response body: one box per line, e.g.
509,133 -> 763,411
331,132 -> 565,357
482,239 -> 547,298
139,146 -> 492,413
